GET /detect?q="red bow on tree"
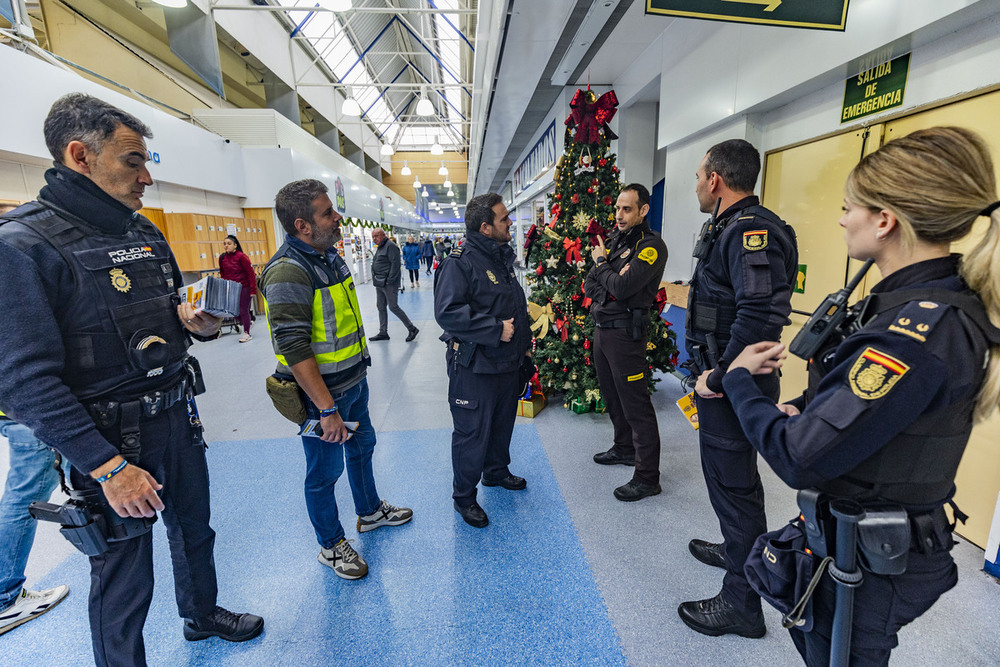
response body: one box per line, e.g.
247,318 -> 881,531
565,88 -> 620,144
585,219 -> 608,246
563,237 -> 583,264
654,287 -> 668,316
524,224 -> 539,252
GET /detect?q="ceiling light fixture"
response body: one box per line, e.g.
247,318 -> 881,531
413,177 -> 422,188
443,179 -> 451,188
430,136 -> 444,156
342,86 -> 361,117
400,161 -> 411,176
447,189 -> 454,197
422,188 -> 429,197
438,161 -> 448,176
416,86 -> 434,117
380,142 -> 394,156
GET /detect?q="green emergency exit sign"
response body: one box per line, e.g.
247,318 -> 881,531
841,52 -> 910,123
645,0 -> 850,31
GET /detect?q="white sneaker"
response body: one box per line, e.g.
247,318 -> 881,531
318,539 -> 368,580
357,499 -> 413,533
239,333 -> 252,343
0,586 -> 70,636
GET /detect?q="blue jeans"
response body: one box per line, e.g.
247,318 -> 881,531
301,378 -> 380,548
0,421 -> 61,610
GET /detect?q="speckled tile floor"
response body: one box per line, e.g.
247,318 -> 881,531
3,274 -> 999,665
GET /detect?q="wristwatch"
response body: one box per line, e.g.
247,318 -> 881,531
595,255 -> 607,265
319,406 -> 338,418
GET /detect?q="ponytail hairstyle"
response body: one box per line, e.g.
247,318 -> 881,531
846,126 -> 1000,421
225,234 -> 245,254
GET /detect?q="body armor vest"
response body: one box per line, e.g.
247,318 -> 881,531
0,201 -> 188,400
809,289 -> 995,506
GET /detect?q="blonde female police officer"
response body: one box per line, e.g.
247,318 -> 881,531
723,126 -> 1000,665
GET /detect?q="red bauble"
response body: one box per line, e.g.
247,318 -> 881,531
562,367 -> 568,373
603,196 -> 613,206
555,194 -> 562,200
547,358 -> 552,363
571,193 -> 580,204
599,158 -> 607,167
612,166 -> 619,173
535,265 -> 544,275
587,187 -> 593,194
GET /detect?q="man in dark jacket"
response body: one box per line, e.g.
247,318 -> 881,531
434,193 -> 532,528
584,183 -> 668,502
0,93 -> 262,666
370,228 -> 418,342
421,236 -> 435,274
678,138 -> 798,640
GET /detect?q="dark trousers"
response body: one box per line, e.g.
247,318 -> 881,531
446,349 -> 519,505
424,256 -> 433,272
593,327 -> 661,484
374,283 -> 415,335
238,286 -> 253,334
790,548 -> 957,666
407,268 -> 420,284
696,383 -> 776,614
70,402 -> 217,667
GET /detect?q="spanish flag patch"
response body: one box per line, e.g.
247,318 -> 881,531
848,347 -> 909,400
742,230 -> 768,251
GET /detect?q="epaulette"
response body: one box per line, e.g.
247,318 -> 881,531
0,201 -> 48,227
887,300 -> 947,343
449,246 -> 464,257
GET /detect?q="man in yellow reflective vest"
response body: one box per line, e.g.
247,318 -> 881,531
260,179 -> 413,581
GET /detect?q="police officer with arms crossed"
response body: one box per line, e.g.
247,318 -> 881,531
434,193 -> 532,528
678,139 -> 798,638
586,183 -> 668,501
0,93 -> 262,667
260,179 -> 413,580
724,127 -> 1000,665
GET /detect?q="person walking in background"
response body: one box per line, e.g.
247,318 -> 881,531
219,234 -> 257,343
260,179 -> 413,581
403,234 -> 422,288
370,228 -> 418,342
434,236 -> 445,266
0,413 -> 69,636
421,235 -> 435,275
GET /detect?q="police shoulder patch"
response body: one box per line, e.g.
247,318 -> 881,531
848,347 -> 910,400
742,229 -> 768,251
637,247 -> 657,265
887,300 -> 946,343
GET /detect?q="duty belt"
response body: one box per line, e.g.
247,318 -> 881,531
594,318 -> 632,329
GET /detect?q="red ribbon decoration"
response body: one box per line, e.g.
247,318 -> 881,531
549,203 -> 561,226
563,237 -> 583,264
524,223 -> 539,252
555,318 -> 568,342
654,287 -> 668,316
565,88 -> 620,144
585,219 -> 608,246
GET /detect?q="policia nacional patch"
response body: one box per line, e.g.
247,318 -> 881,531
742,230 -> 768,251
638,247 -> 657,265
848,347 -> 910,400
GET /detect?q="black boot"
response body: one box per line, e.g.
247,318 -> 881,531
183,606 -> 264,642
677,593 -> 765,638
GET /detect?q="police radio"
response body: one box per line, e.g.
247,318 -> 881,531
789,258 -> 875,361
692,198 -> 722,261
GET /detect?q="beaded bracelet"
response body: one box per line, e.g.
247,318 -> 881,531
319,406 -> 338,418
96,460 -> 128,484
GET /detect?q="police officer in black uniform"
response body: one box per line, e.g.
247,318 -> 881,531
0,94 -> 262,666
724,126 -> 1000,665
678,139 -> 798,638
434,193 -> 532,528
585,183 -> 668,501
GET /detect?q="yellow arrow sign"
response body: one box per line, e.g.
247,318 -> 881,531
722,0 -> 782,11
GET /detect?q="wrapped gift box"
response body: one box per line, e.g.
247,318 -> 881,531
517,394 -> 546,418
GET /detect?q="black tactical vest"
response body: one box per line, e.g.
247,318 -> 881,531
0,201 -> 189,400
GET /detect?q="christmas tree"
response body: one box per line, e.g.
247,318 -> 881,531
524,88 -> 679,413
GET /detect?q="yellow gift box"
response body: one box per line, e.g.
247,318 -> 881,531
517,394 -> 546,418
